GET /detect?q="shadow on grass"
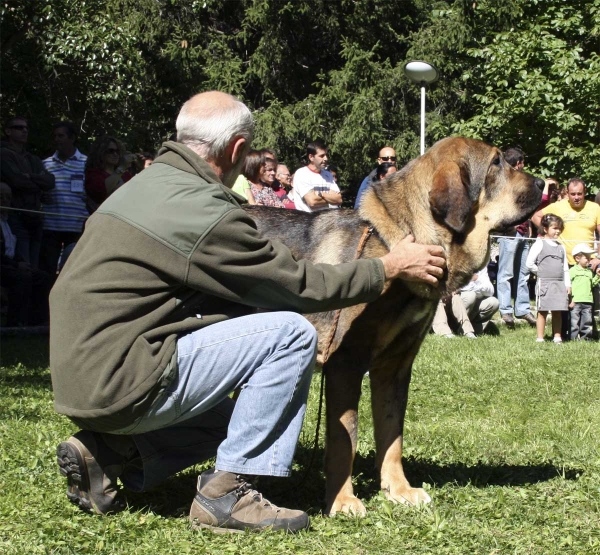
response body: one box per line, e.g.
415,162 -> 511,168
121,445 -> 582,518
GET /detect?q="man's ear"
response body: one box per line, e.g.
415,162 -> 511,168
230,137 -> 247,166
429,161 -> 474,234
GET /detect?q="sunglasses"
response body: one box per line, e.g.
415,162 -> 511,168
105,148 -> 119,155
379,156 -> 396,162
9,125 -> 28,131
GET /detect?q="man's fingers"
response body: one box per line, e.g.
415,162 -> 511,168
429,255 -> 446,269
427,245 -> 445,258
427,265 -> 445,278
419,273 -> 440,286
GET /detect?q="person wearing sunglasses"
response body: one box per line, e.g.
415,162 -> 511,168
0,116 -> 56,269
84,135 -> 133,213
354,146 -> 397,209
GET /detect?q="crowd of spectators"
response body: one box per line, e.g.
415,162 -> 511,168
1,116 -> 598,339
0,117 -> 155,327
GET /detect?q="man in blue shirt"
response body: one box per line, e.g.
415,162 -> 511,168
354,146 -> 396,208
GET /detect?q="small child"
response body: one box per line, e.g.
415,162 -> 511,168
569,243 -> 600,340
525,214 -> 571,343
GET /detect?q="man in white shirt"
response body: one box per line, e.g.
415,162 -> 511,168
432,266 -> 499,338
459,266 -> 500,334
292,140 -> 342,212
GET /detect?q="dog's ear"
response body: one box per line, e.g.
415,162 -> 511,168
429,161 -> 473,234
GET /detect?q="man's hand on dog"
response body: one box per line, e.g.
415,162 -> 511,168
380,235 -> 446,286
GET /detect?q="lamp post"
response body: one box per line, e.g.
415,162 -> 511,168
403,61 -> 439,156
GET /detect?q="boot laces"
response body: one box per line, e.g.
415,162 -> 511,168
235,475 -> 279,511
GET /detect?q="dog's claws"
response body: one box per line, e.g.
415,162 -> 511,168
327,495 -> 367,517
386,487 -> 431,506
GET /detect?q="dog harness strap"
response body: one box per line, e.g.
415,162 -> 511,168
299,225 -> 374,486
322,225 -> 374,364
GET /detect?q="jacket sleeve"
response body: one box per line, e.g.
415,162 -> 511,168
28,156 -> 55,191
0,151 -> 41,193
185,208 -> 385,313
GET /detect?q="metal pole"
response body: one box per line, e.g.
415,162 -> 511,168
420,82 -> 426,156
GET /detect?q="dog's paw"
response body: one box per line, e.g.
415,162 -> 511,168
385,486 -> 431,506
327,495 -> 367,517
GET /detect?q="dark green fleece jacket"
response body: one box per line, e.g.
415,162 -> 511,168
50,142 -> 385,431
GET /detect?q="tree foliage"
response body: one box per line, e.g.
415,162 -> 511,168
1,0 -> 598,192
454,0 -> 600,188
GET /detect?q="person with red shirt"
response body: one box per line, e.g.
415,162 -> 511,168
85,135 -> 132,213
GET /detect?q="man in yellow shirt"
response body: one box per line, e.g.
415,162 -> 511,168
532,178 -> 600,269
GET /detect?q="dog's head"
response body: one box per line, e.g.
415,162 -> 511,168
361,137 -> 543,296
427,137 -> 544,236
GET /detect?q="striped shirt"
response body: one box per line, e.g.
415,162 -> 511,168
42,150 -> 88,232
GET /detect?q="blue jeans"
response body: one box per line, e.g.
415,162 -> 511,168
497,235 -> 531,317
570,302 -> 593,340
8,213 -> 43,269
115,312 -> 318,491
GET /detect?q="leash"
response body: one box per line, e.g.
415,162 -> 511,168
301,225 -> 374,483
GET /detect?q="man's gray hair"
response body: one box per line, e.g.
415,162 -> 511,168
176,94 -> 254,160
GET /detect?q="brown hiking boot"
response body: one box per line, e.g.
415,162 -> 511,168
56,431 -> 130,515
519,313 -> 537,327
189,469 -> 309,533
501,313 -> 515,329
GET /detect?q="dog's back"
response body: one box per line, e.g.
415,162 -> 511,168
244,206 -> 367,264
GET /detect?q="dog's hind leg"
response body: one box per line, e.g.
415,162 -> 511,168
324,364 -> 366,516
370,357 -> 432,507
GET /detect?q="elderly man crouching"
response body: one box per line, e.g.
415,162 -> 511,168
51,92 -> 445,533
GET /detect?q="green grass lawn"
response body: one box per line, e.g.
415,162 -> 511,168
1,326 -> 600,554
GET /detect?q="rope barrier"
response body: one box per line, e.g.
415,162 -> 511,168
1,207 -> 597,244
490,234 -> 598,244
1,206 -> 88,220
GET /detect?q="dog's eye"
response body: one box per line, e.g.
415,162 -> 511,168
492,156 -> 501,166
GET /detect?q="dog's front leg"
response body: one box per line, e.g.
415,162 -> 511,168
370,359 -> 431,507
324,365 -> 366,516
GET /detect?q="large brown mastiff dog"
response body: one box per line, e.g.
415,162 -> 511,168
244,137 -> 543,516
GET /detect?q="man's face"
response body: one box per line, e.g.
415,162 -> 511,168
309,148 -> 328,171
377,147 -> 396,165
276,165 -> 291,187
53,127 -> 75,154
5,119 -> 28,145
567,182 -> 585,208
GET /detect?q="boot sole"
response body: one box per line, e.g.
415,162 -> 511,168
191,520 -> 307,534
191,521 -> 245,534
56,437 -> 126,515
56,441 -> 96,514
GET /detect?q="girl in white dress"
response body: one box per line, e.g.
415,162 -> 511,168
526,214 -> 571,343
